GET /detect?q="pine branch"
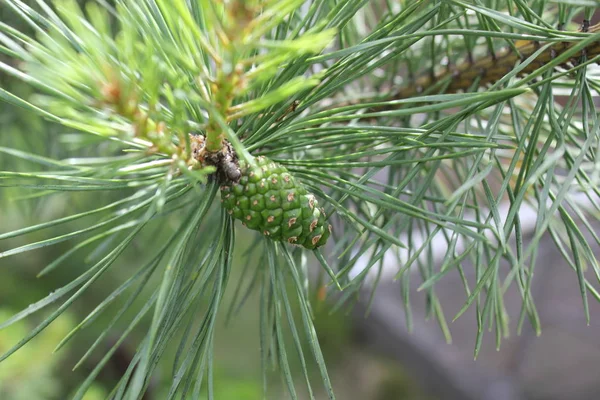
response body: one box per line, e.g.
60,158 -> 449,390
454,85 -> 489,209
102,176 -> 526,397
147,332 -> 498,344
338,21 -> 600,115
395,21 -> 600,99
2,1 -> 600,399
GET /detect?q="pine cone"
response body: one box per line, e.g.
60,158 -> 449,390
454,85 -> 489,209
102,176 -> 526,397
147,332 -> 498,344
220,156 -> 331,249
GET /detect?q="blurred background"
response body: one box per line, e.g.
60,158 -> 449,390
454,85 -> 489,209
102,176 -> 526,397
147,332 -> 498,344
2,2 -> 600,400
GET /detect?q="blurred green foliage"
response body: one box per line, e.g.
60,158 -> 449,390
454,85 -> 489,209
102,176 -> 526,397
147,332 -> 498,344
0,308 -> 108,400
0,308 -> 66,400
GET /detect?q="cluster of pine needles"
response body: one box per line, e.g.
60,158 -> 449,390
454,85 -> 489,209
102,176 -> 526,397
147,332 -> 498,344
1,1 -> 600,398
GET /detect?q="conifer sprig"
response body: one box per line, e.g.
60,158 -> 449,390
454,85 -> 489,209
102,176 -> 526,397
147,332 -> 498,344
1,0 -> 600,398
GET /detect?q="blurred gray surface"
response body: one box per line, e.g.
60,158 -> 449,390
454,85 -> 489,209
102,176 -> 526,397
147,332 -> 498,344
353,221 -> 600,400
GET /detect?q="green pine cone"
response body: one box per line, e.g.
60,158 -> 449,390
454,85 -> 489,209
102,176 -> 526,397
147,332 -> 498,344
220,156 -> 332,249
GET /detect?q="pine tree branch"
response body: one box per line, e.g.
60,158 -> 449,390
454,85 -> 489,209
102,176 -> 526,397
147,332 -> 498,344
345,21 -> 600,114
2,2 -> 600,398
400,21 -> 599,96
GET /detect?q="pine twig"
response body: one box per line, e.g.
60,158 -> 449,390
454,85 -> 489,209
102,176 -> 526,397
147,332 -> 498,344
391,21 -> 600,101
